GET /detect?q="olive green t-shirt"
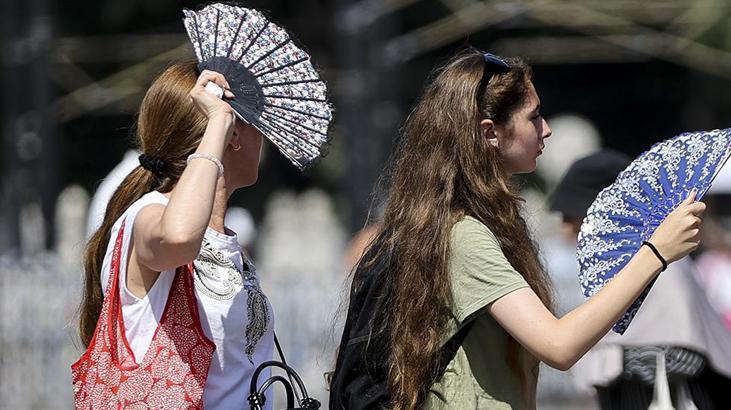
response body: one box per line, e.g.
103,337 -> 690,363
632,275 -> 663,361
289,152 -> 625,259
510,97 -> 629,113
424,216 -> 538,410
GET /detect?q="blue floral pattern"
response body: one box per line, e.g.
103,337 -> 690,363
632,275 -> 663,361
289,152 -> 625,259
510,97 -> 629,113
577,128 -> 731,333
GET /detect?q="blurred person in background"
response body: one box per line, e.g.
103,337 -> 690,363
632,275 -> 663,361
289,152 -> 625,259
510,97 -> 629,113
549,150 -> 731,409
86,149 -> 140,237
74,63 -> 276,409
535,150 -> 628,408
343,223 -> 380,273
695,163 -> 731,332
330,48 -> 705,410
343,202 -> 385,273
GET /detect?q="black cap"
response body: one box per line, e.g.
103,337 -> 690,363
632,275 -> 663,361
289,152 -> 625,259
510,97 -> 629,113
549,149 -> 632,219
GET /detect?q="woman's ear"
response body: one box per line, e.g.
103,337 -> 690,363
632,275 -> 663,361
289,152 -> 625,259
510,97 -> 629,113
228,132 -> 242,152
480,119 -> 500,148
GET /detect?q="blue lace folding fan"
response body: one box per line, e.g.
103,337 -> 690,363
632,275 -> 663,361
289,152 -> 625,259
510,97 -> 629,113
577,128 -> 731,333
182,3 -> 333,170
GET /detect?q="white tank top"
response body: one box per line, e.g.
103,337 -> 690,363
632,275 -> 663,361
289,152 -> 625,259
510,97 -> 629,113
100,191 -> 275,409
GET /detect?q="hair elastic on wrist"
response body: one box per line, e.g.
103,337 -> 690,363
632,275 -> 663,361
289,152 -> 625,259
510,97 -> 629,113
642,241 -> 667,272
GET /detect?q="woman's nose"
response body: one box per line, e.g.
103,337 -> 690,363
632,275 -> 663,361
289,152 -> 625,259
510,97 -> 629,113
542,118 -> 552,139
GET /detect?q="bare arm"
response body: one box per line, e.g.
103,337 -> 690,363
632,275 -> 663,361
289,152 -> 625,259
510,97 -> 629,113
489,192 -> 705,370
134,70 -> 236,273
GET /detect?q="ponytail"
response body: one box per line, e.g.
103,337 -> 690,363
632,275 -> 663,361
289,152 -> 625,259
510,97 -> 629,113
78,60 -> 208,347
79,168 -> 157,346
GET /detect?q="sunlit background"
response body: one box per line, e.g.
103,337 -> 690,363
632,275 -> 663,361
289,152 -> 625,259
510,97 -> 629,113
2,0 -> 731,408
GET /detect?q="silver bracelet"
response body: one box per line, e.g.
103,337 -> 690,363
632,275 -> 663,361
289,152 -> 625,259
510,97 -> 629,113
186,153 -> 224,177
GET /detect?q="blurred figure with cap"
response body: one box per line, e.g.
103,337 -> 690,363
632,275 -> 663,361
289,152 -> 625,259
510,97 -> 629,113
537,150 -> 632,406
549,149 -> 631,227
547,150 -> 731,409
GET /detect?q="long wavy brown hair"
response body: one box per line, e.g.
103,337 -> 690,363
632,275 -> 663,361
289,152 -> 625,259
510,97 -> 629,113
363,49 -> 555,409
79,60 -> 208,347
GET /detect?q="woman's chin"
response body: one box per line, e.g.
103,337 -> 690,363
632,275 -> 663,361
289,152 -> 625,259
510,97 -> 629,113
510,163 -> 538,175
230,171 -> 259,189
240,176 -> 258,188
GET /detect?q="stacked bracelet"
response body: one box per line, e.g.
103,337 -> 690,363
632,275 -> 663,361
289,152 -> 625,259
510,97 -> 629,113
187,153 -> 224,177
642,241 -> 668,272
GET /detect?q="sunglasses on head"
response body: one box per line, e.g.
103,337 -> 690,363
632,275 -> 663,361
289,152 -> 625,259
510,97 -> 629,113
482,52 -> 511,80
483,52 -> 510,69
477,52 -> 512,106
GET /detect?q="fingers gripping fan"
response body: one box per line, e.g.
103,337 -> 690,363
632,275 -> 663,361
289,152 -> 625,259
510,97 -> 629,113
183,3 -> 333,170
577,128 -> 731,334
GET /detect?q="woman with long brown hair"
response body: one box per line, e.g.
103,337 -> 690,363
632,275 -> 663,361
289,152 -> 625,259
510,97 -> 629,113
73,62 -> 275,409
330,48 -> 705,409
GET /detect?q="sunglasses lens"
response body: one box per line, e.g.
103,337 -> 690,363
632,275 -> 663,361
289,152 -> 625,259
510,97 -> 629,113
483,52 -> 511,69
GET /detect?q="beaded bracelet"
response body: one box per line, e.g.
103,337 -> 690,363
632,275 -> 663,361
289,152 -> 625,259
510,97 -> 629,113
187,153 -> 224,177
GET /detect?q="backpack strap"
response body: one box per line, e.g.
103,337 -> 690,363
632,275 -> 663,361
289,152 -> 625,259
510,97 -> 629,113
433,320 -> 475,382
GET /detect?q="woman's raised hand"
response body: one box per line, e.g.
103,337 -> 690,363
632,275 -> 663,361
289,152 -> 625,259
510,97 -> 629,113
648,189 -> 706,264
189,70 -> 236,124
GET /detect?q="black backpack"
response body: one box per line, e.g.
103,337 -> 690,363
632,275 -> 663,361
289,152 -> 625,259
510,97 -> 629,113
328,238 -> 473,410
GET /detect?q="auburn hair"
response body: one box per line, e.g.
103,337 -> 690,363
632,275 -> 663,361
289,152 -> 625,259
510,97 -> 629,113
79,61 -> 208,347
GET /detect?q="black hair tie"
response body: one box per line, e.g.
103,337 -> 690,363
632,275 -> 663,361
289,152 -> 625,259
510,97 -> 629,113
642,241 -> 668,272
138,153 -> 166,176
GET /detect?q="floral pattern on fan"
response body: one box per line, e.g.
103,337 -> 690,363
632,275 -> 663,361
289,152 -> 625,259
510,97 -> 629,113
182,3 -> 333,170
577,128 -> 731,333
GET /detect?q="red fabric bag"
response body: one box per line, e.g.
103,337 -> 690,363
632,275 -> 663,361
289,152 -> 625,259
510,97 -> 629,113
72,221 -> 215,409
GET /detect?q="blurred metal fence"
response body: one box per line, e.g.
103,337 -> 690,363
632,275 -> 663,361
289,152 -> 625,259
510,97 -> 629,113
0,254 -> 79,409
